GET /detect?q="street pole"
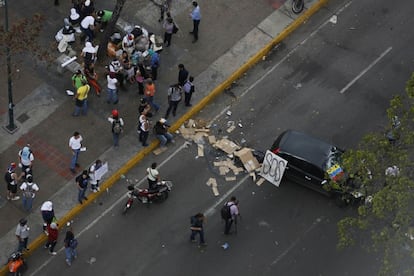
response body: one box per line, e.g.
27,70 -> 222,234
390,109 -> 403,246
2,0 -> 17,132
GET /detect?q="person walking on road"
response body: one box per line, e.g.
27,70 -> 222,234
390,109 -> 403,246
18,145 -> 34,177
106,72 -> 119,104
165,83 -> 182,119
223,196 -> 240,235
5,162 -> 21,201
144,78 -> 160,112
108,109 -> 124,148
64,225 -> 77,266
163,17 -> 175,47
190,212 -> 207,246
150,50 -> 160,81
20,174 -> 39,212
44,222 -> 59,255
15,218 -> 30,253
89,159 -> 103,192
183,76 -> 195,106
73,80 -> 90,116
178,64 -> 189,86
146,162 -> 160,190
76,170 -> 89,204
189,1 -> 201,43
41,200 -> 55,232
69,131 -> 83,173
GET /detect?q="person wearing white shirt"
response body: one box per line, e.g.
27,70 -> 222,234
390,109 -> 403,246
80,15 -> 95,42
106,73 -> 119,104
69,132 -> 83,173
20,174 -> 39,212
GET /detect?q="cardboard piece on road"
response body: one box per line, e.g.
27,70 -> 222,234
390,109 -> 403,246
256,178 -> 265,186
208,135 -> 216,144
250,171 -> 256,181
197,144 -> 204,157
234,148 -> 260,173
206,177 -> 217,187
186,119 -> 195,128
153,146 -> 167,155
179,127 -> 195,140
225,176 -> 236,181
219,166 -> 230,175
226,125 -> 236,133
214,138 -> 240,154
195,128 -> 210,133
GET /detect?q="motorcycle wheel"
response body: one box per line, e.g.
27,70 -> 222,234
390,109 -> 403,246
159,191 -> 169,201
292,0 -> 304,14
122,203 -> 131,215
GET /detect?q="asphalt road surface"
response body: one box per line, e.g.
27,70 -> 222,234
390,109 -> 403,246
25,0 -> 414,275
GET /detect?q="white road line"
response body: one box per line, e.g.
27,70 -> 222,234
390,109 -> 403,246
340,46 -> 393,94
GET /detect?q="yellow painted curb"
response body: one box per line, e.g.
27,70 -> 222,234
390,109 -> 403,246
0,1 -> 328,274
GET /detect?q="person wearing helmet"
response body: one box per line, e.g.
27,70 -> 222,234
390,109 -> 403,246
20,174 -> 40,212
108,109 -> 124,147
5,163 -> 21,201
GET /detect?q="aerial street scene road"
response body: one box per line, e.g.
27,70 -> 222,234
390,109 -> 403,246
1,0 -> 414,275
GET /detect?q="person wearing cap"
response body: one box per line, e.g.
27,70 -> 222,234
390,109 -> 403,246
122,33 -> 135,56
15,218 -> 30,253
40,201 -> 55,231
44,222 -> 59,255
165,83 -> 183,119
96,10 -> 113,32
5,163 -> 20,201
69,8 -> 81,27
108,109 -> 124,147
20,174 -> 40,212
18,145 -> 34,176
154,118 -> 174,148
72,70 -> 87,90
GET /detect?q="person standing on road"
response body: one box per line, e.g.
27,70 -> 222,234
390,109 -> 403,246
150,51 -> 160,81
139,110 -> 150,147
178,64 -> 189,86
106,72 -> 119,104
144,78 -> 160,112
189,1 -> 201,43
146,162 -> 160,190
223,196 -> 240,235
18,145 -> 34,177
183,76 -> 195,107
76,170 -> 89,204
190,213 -> 207,246
108,109 -> 124,148
163,17 -> 174,47
69,131 -> 83,173
72,70 -> 87,91
44,222 -> 59,255
5,162 -> 21,201
20,174 -> 39,212
40,200 -> 55,232
73,80 -> 90,116
165,83 -> 182,119
64,225 -> 77,266
89,159 -> 103,192
80,12 -> 95,42
15,218 -> 30,253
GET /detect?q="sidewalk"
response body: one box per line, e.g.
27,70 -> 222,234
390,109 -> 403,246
0,0 -> 326,271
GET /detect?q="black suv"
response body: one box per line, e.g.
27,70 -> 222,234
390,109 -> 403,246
270,130 -> 345,197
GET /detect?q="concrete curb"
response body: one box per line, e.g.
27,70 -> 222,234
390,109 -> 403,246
0,0 -> 328,274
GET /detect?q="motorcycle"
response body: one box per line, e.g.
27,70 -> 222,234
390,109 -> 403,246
292,0 -> 305,14
123,181 -> 173,214
8,252 -> 27,276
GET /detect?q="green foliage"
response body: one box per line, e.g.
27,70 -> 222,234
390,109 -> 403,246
337,73 -> 414,275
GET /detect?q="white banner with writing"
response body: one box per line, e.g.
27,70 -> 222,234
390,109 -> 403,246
260,150 -> 288,187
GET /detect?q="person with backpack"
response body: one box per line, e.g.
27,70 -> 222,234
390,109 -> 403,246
64,225 -> 77,266
18,145 -> 34,177
108,109 -> 124,148
19,174 -> 39,212
5,163 -> 21,201
190,212 -> 207,246
221,196 -> 240,235
165,83 -> 183,119
183,76 -> 195,107
76,170 -> 89,204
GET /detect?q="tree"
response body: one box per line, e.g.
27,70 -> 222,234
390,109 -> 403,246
337,72 -> 414,275
0,10 -> 52,131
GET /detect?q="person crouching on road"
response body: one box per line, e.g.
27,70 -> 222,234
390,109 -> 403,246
154,118 -> 174,148
41,200 -> 55,232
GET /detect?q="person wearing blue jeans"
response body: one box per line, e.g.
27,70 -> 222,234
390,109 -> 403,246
76,170 -> 89,204
69,132 -> 83,173
154,118 -> 174,147
106,73 -> 119,104
190,213 -> 206,246
64,229 -> 77,266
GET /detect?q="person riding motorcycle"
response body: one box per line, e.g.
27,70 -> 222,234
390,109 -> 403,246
146,162 -> 160,191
